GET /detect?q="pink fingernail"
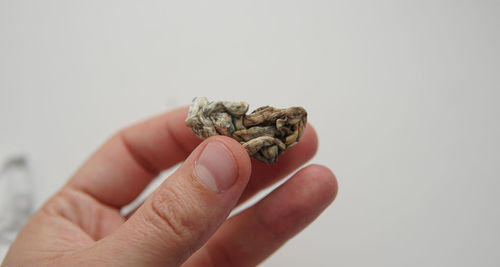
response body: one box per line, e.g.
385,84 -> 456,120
194,142 -> 237,192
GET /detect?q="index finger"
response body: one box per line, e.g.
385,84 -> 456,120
67,107 -> 201,207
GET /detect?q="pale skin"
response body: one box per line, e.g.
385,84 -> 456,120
1,107 -> 338,266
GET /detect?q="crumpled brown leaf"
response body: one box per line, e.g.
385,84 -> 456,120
185,97 -> 307,164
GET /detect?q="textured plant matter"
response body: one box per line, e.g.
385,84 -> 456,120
185,97 -> 307,164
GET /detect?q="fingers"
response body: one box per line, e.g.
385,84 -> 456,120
67,107 -> 202,207
184,164 -> 338,267
66,105 -> 317,210
93,136 -> 252,266
238,124 -> 318,204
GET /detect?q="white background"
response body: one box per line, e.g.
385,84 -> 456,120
1,1 -> 499,266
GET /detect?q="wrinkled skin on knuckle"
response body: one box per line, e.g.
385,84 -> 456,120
41,189 -> 79,218
146,183 -> 207,247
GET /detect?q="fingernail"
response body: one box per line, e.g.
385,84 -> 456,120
194,141 -> 237,192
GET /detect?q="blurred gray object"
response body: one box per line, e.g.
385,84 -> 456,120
0,156 -> 34,244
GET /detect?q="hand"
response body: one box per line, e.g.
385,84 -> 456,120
2,107 -> 338,266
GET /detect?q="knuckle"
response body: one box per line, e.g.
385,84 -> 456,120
41,188 -> 82,219
146,184 -> 204,244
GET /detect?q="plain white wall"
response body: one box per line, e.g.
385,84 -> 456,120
1,0 -> 499,266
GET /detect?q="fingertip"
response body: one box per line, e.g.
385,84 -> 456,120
298,164 -> 338,205
303,123 -> 319,154
250,163 -> 338,241
181,135 -> 252,193
168,107 -> 252,179
203,136 -> 252,186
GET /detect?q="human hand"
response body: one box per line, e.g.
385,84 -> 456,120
2,107 -> 338,266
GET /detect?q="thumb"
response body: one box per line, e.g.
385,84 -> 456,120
94,136 -> 251,266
